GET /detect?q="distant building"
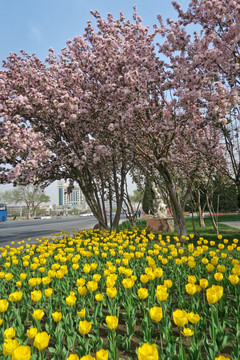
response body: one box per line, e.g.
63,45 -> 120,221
57,181 -> 87,209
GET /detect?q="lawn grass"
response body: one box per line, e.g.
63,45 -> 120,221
119,214 -> 240,244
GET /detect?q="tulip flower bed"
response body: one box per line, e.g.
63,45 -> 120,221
0,228 -> 239,360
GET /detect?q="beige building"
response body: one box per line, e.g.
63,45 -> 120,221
57,181 -> 87,209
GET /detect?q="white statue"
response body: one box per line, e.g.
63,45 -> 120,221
153,187 -> 168,218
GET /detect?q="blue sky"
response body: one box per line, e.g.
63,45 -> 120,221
0,0 -> 190,203
0,0 -> 190,62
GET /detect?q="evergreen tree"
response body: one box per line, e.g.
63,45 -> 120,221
212,178 -> 238,213
142,182 -> 154,215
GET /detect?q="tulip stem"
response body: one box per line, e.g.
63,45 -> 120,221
111,329 -> 118,360
179,329 -> 183,358
210,304 -> 216,343
158,323 -> 163,354
110,298 -> 114,315
236,288 -> 240,314
39,350 -> 45,360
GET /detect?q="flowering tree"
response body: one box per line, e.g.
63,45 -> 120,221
155,0 -> 240,207
0,13 -> 140,229
0,7 -> 226,235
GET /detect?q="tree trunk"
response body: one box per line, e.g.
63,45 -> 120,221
190,191 -> 198,236
159,165 -> 187,238
206,193 -> 219,234
197,190 -> 205,227
112,178 -> 125,230
171,200 -> 187,238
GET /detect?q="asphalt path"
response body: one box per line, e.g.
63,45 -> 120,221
0,216 -> 98,247
220,221 -> 240,230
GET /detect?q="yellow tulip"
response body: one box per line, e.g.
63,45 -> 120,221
138,288 -> 149,300
19,273 -> 27,280
199,278 -> 208,289
154,268 -> 163,278
0,299 -> 9,313
5,273 -> 14,281
32,309 -> 45,321
228,274 -> 239,285
188,261 -> 196,269
77,309 -> 86,318
67,355 -> 80,360
11,345 -> 31,360
45,288 -> 53,297
181,328 -> 194,337
72,264 -> 79,270
105,315 -> 118,330
206,285 -> 223,304
27,327 -> 38,339
214,272 -> 223,282
163,279 -> 172,288
9,291 -> 23,302
56,269 -> 65,279
80,356 -> 95,360
78,286 -> 87,296
66,294 -> 77,306
4,327 -> 16,339
138,343 -> 159,360
96,349 -> 109,360
122,278 -> 135,289
149,307 -> 163,322
185,283 -> 197,295
42,277 -> 52,285
187,312 -> 200,324
106,277 -> 116,288
140,274 -> 149,283
188,275 -> 197,284
155,286 -> 168,301
206,264 -> 215,272
217,265 -> 226,273
3,339 -> 20,356
172,309 -> 188,327
106,287 -> 117,298
87,280 -> 98,292
83,264 -> 91,273
31,290 -> 42,302
79,320 -> 92,335
93,274 -> 101,282
33,331 -> 50,350
52,312 -> 62,322
77,278 -> 86,286
66,355 -> 80,360
95,293 -> 103,302
214,356 -> 230,360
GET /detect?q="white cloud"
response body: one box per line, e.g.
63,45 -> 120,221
28,25 -> 42,42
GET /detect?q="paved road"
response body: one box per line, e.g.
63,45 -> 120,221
0,216 -> 98,247
220,221 -> 240,230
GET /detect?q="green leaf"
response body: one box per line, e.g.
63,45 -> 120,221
216,331 -> 234,351
45,322 -> 52,333
31,355 -> 38,360
62,346 -> 68,358
188,347 -> 202,360
66,333 -> 76,348
179,345 -> 187,360
116,334 -> 124,347
48,347 -> 56,354
203,337 -> 218,359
